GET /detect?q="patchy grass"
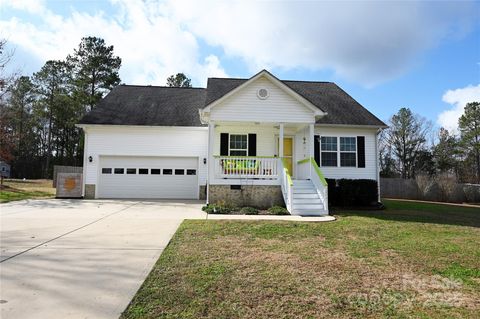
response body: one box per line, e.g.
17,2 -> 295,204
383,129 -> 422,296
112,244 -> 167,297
122,199 -> 480,319
0,179 -> 55,203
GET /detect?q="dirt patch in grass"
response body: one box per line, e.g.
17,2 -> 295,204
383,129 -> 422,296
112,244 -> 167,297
0,179 -> 55,203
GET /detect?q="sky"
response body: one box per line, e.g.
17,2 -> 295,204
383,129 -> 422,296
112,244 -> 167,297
1,0 -> 479,133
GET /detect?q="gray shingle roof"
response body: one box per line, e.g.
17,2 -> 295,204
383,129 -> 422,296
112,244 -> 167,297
205,77 -> 386,126
79,74 -> 386,127
79,85 -> 206,126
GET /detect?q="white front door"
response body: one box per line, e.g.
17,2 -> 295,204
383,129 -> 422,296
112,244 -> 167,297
98,156 -> 198,199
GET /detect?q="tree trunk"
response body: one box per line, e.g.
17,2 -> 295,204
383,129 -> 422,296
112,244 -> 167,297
45,88 -> 54,179
90,71 -> 96,110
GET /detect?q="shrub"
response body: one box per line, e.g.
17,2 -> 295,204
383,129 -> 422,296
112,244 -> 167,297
327,179 -> 378,207
268,205 -> 289,215
326,178 -> 338,205
240,206 -> 259,215
202,201 -> 235,214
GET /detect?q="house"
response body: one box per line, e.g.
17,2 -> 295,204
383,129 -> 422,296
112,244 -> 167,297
78,70 -> 387,216
0,159 -> 11,178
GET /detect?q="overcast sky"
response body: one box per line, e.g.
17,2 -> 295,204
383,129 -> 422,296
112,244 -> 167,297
1,0 -> 479,132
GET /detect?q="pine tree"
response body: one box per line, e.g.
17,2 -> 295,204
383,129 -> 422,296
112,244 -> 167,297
68,37 -> 121,112
459,102 -> 480,182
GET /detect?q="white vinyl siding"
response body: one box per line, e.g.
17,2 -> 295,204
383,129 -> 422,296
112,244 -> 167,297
315,127 -> 378,180
210,77 -> 315,123
83,126 -> 208,198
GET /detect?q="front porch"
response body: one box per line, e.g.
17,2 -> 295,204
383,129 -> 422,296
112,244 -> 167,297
207,121 -> 329,215
208,122 -> 315,183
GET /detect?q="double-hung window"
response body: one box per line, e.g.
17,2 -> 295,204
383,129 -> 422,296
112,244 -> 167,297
229,134 -> 248,156
320,136 -> 357,167
340,137 -> 356,167
320,137 -> 337,167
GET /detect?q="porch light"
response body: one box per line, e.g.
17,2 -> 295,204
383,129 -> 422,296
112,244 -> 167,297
88,156 -> 93,163
203,158 -> 207,165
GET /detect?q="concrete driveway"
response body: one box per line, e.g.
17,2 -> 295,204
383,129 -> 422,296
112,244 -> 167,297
0,199 -> 206,319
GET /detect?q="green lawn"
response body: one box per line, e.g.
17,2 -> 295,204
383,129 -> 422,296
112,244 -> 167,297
122,200 -> 480,319
0,179 -> 55,203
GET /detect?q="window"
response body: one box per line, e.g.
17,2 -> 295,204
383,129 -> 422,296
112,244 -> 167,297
229,134 -> 248,156
102,168 -> 112,174
175,169 -> 185,175
126,168 -> 136,174
1,167 -> 5,172
151,169 -> 161,175
114,168 -> 124,174
340,137 -> 356,167
163,169 -> 172,175
139,168 -> 149,175
186,169 -> 196,175
321,136 -> 337,167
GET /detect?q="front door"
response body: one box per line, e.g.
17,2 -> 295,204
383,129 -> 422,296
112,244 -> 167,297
278,137 -> 294,176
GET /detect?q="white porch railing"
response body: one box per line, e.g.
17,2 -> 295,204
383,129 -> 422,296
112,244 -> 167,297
279,158 -> 293,212
213,156 -> 279,179
297,157 -> 329,213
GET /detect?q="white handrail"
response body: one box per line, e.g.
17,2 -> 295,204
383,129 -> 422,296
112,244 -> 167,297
279,158 -> 293,213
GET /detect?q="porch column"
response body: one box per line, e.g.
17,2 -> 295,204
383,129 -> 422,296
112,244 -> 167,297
309,124 -> 315,159
207,121 -> 215,203
279,123 -> 284,158
309,123 -> 315,178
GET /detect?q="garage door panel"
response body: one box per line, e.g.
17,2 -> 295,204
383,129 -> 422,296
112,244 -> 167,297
98,156 -> 198,199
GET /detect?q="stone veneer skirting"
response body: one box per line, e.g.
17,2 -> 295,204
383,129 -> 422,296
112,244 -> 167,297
208,185 -> 284,209
84,184 -> 96,199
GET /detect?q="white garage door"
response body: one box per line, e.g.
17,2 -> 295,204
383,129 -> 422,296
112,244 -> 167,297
98,156 -> 198,199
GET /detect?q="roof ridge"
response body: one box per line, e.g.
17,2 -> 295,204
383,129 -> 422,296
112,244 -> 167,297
119,84 -> 205,89
208,77 -> 248,80
282,79 -> 334,84
207,77 -> 334,84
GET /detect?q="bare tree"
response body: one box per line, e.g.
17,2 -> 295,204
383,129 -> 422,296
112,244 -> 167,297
386,107 -> 431,179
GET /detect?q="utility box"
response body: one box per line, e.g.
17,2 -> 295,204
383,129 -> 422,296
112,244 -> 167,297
56,173 -> 83,198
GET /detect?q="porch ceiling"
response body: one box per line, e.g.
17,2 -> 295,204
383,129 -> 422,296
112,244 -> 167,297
214,121 -> 308,131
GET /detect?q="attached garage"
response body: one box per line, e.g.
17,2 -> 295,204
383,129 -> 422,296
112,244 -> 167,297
98,156 -> 199,199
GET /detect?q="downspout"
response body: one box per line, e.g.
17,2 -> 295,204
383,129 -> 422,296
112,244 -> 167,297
375,128 -> 383,202
200,109 -> 211,205
206,121 -> 214,205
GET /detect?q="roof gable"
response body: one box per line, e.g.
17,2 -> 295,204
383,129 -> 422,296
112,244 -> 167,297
202,70 -> 325,116
204,72 -> 386,127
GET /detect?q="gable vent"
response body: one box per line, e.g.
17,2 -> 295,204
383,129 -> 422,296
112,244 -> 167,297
257,88 -> 269,100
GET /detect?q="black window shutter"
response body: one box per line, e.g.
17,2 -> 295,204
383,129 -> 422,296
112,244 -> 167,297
220,133 -> 229,156
357,136 -> 365,168
248,134 -> 257,156
314,135 -> 320,166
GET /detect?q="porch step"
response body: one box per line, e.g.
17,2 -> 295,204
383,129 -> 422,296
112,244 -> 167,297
288,179 -> 328,216
293,204 -> 324,210
293,193 -> 319,199
293,184 -> 315,189
293,198 -> 323,204
293,188 -> 317,194
293,180 -> 311,185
